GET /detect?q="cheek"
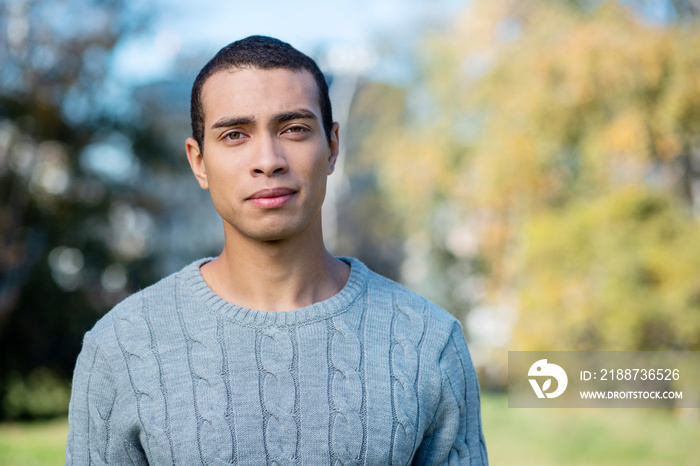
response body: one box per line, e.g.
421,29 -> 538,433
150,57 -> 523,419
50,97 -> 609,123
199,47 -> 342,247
205,162 -> 244,198
309,159 -> 330,187
311,165 -> 329,200
207,155 -> 242,180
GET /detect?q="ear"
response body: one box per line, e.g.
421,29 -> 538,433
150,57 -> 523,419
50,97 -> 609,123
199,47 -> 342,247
327,122 -> 340,175
186,137 -> 209,190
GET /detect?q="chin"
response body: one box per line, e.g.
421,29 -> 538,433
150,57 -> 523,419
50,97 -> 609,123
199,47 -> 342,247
228,209 -> 321,243
242,223 -> 305,243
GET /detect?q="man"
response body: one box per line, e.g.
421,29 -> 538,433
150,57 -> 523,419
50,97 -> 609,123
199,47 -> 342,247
66,35 -> 488,465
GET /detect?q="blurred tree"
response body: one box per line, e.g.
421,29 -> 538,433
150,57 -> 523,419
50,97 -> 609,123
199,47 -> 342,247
0,0 -> 163,419
517,187 -> 700,350
362,0 -> 700,356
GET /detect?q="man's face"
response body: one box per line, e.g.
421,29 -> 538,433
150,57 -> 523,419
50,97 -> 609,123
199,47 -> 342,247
186,68 -> 339,243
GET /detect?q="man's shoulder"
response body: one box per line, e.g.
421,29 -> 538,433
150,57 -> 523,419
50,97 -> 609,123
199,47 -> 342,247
86,258 -> 205,342
358,260 -> 471,374
361,261 -> 461,332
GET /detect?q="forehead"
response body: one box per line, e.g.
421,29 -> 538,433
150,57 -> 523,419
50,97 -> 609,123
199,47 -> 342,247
200,68 -> 320,124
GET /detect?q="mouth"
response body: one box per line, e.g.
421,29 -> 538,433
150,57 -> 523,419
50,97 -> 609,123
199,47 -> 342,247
246,187 -> 297,208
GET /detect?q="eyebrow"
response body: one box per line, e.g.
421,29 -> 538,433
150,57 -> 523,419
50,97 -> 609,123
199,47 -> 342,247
272,109 -> 317,124
210,109 -> 318,130
211,115 -> 255,130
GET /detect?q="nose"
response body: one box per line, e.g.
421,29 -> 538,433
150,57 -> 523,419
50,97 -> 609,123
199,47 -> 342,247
249,135 -> 288,177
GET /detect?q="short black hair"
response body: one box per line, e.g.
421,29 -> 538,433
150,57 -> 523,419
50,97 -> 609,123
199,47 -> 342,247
190,35 -> 333,152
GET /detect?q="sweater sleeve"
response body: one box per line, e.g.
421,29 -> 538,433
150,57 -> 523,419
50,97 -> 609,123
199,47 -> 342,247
414,323 -> 489,465
65,332 -> 145,465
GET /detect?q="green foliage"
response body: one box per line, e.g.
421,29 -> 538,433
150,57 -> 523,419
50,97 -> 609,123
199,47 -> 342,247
2,369 -> 70,420
517,187 -> 700,350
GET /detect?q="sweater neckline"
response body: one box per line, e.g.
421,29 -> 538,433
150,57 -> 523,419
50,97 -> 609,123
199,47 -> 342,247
180,256 -> 368,327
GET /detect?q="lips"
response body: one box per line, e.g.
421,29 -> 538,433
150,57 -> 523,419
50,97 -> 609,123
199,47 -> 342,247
246,187 -> 297,208
247,187 -> 296,199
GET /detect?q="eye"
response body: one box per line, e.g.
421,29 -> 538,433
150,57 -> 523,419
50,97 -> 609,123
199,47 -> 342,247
225,131 -> 246,140
285,126 -> 307,134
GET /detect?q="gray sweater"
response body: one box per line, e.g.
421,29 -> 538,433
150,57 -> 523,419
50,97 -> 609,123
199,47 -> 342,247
66,257 -> 488,465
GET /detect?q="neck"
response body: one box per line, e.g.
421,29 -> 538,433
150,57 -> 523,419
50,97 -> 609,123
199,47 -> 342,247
200,221 -> 350,312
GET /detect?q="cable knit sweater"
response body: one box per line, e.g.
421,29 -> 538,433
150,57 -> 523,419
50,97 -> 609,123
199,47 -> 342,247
66,257 -> 488,465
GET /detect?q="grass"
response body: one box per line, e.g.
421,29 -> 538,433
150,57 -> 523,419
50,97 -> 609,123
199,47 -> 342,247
0,417 -> 67,465
482,393 -> 699,465
0,394 -> 697,465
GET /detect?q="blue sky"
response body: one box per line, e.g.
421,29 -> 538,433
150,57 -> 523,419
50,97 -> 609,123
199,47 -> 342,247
111,0 -> 467,84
